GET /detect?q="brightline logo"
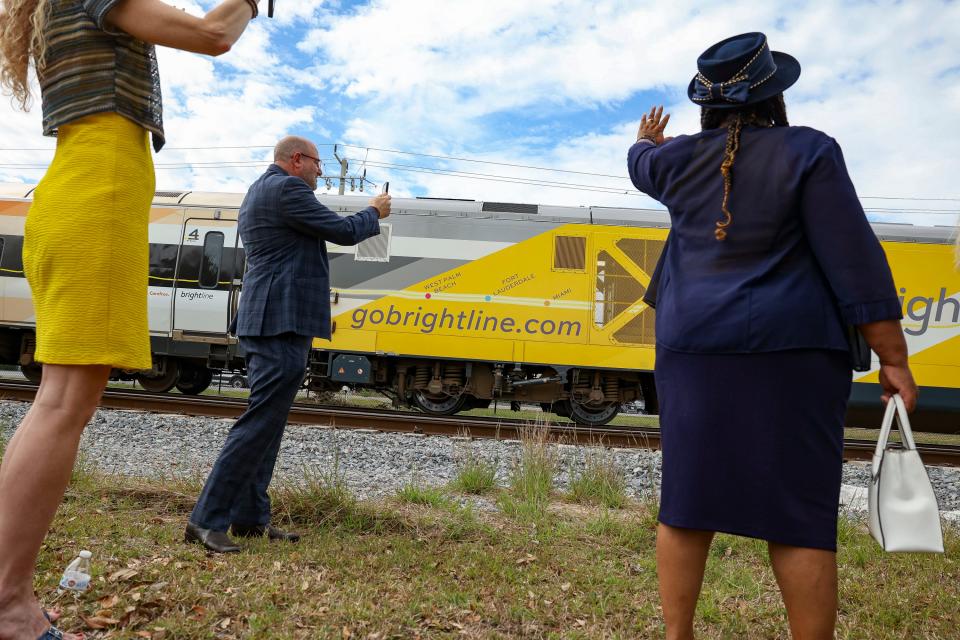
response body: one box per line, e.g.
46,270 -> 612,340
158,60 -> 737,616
900,287 -> 960,336
350,304 -> 583,337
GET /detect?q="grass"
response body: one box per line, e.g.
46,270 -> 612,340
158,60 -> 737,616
449,446 -> 498,495
568,448 -> 629,509
32,460 -> 960,639
396,479 -> 451,508
497,420 -> 557,522
7,443 -> 954,639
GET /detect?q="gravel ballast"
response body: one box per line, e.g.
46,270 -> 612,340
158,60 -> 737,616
1,400 -> 958,521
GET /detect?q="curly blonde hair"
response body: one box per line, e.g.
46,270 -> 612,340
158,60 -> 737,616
0,0 -> 50,110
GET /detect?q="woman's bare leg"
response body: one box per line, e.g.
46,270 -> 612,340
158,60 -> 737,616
0,364 -> 109,640
768,542 -> 837,640
657,523 -> 715,640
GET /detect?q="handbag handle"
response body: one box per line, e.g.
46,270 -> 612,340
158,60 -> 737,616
872,393 -> 918,477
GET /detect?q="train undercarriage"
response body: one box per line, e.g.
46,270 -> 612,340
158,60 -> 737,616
308,351 -> 657,426
3,326 -> 657,425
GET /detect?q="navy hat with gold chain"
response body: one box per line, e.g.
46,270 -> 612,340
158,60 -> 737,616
687,32 -> 800,109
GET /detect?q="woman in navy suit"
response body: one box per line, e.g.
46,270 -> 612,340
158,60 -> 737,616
628,33 -> 918,639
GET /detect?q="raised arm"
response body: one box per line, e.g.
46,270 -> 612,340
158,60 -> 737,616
98,0 -> 258,56
280,179 -> 382,246
628,106 -> 673,199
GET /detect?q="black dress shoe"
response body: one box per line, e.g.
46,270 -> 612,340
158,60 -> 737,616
185,522 -> 241,553
232,524 -> 301,542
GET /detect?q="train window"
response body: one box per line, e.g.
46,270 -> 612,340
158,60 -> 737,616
594,250 -> 646,328
1,236 -> 23,272
355,223 -> 391,262
199,231 -> 224,288
0,238 -> 5,267
149,243 -> 179,283
553,235 -> 586,271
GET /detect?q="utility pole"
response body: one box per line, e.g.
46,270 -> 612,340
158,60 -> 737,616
333,144 -> 348,195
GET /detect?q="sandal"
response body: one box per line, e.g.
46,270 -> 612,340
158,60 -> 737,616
37,626 -> 65,639
39,610 -> 78,640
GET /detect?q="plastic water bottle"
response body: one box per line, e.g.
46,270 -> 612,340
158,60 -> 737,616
58,550 -> 92,593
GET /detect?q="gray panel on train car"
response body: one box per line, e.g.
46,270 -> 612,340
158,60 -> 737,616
348,258 -> 469,292
591,206 -> 670,228
328,254 -> 420,288
871,223 -> 954,244
384,216 -> 558,243
538,204 -> 593,222
318,195 -> 482,217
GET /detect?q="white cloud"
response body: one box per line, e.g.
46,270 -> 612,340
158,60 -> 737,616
304,0 -> 960,215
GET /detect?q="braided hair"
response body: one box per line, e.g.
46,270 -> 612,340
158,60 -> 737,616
701,94 -> 789,240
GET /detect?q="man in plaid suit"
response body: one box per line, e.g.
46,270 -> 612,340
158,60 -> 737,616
186,136 -> 390,553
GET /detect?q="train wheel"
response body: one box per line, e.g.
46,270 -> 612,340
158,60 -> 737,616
176,365 -> 213,395
568,401 -> 620,426
20,362 -> 42,384
137,359 -> 179,393
411,390 -> 468,416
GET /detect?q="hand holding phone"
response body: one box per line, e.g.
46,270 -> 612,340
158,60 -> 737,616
370,191 -> 391,219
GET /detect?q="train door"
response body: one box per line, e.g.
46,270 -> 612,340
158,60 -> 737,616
147,208 -> 186,335
171,213 -> 240,339
588,231 -> 664,349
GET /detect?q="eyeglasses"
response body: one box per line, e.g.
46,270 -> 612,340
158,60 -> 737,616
298,152 -> 323,170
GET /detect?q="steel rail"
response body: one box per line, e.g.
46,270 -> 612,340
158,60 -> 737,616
1,381 -> 958,466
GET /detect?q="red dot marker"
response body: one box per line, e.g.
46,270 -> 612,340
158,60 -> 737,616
425,293 -> 432,299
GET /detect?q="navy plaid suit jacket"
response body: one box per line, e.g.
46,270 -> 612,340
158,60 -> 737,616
235,164 -> 380,339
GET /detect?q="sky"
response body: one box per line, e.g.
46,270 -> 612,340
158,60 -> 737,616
0,0 -> 958,225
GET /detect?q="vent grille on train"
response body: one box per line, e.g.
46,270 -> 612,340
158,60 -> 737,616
601,237 -> 666,346
613,309 -> 657,345
481,201 -> 538,214
595,250 -> 646,327
553,235 -> 586,271
155,190 -> 187,199
355,223 -> 392,262
615,238 -> 666,276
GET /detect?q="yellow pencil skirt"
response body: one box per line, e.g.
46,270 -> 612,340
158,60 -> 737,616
24,112 -> 154,370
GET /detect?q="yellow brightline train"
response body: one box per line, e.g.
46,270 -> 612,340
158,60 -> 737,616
0,183 -> 957,432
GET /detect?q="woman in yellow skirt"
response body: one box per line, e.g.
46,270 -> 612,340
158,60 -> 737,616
0,1 -> 260,637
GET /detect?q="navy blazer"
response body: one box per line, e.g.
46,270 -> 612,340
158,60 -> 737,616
235,164 -> 380,339
628,125 -> 901,354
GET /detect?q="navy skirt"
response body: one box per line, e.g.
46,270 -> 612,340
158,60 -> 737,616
655,346 -> 851,551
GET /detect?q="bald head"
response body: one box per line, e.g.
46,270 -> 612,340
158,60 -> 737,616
274,136 -> 315,162
274,135 -> 322,190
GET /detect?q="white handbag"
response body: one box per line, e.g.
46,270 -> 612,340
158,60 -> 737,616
867,394 -> 944,553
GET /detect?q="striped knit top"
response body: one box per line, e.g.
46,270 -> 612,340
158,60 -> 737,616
39,0 -> 165,151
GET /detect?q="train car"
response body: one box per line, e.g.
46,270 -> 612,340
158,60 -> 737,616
0,182 -> 247,393
0,182 -> 957,431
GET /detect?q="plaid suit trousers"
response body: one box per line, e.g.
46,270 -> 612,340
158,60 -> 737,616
190,333 -> 313,531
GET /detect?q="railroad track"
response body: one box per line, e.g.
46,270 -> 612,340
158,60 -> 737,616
1,381 -> 958,467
